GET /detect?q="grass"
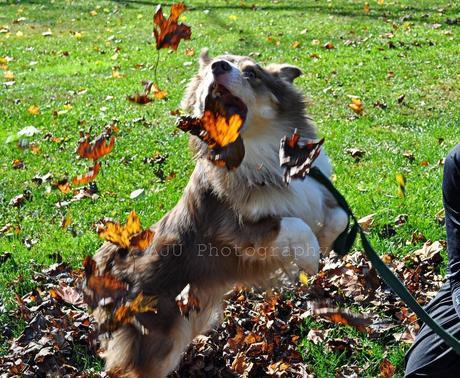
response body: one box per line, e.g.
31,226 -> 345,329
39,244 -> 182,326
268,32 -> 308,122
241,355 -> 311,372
1,0 -> 459,375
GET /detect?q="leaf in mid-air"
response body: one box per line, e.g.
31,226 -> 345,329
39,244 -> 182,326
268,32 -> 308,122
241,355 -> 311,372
279,129 -> 324,183
98,211 -> 154,251
76,130 -> 115,161
153,3 -> 192,51
72,161 -> 101,185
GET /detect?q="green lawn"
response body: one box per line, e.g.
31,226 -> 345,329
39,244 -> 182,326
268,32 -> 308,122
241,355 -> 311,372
1,0 -> 459,375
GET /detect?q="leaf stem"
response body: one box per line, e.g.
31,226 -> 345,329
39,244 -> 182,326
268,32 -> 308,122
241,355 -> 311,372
153,49 -> 160,86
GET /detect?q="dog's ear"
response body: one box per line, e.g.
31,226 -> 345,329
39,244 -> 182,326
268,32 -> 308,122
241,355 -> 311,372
199,48 -> 212,69
266,64 -> 302,83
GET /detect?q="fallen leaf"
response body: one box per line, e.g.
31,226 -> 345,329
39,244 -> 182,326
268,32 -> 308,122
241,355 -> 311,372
396,173 -> 406,198
348,97 -> 363,115
4,71 -> 14,80
358,214 -> 375,231
12,159 -> 25,169
364,2 -> 370,13
184,47 -> 195,56
345,147 -> 365,161
379,358 -> 395,378
50,284 -> 83,306
27,105 -> 40,115
323,41 -> 335,49
153,88 -> 167,102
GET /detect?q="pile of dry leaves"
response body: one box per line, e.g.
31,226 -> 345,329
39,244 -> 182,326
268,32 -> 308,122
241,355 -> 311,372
2,240 -> 443,376
170,243 -> 445,377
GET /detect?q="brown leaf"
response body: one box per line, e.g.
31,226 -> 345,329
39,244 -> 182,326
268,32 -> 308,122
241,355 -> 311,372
12,159 -> 25,169
358,213 -> 375,231
279,129 -> 324,183
175,283 -> 200,317
310,301 -> 372,332
72,161 -> 101,185
75,130 -> 115,160
127,92 -> 153,104
153,3 -> 192,51
50,284 -> 83,306
52,179 -> 71,194
345,147 -> 365,161
379,358 -> 395,378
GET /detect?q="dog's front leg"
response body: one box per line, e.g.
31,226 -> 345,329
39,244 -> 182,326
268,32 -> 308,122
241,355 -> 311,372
269,217 -> 320,275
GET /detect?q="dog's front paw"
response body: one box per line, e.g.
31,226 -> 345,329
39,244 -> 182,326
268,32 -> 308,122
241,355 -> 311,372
273,217 -> 320,275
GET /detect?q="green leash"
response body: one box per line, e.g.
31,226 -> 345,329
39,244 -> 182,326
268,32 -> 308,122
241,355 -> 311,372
308,166 -> 460,355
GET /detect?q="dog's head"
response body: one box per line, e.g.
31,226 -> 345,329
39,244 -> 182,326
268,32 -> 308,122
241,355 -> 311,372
182,49 -> 310,140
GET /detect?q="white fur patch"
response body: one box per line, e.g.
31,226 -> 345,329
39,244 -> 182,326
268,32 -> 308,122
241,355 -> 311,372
271,217 -> 320,275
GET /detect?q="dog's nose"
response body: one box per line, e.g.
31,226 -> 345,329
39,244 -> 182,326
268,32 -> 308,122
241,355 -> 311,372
211,60 -> 231,76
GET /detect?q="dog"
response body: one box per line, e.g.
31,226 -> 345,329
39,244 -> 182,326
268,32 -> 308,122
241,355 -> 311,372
92,49 -> 348,377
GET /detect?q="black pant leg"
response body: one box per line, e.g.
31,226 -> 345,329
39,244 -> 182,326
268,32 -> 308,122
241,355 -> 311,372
405,283 -> 460,377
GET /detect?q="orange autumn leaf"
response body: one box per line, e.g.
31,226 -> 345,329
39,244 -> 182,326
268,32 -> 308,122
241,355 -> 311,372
152,83 -> 168,100
311,301 -> 372,332
178,112 -> 243,149
98,211 -> 154,251
113,293 -> 158,324
380,358 -> 396,378
202,112 -> 243,148
82,256 -> 128,310
153,3 -> 191,51
53,179 -> 71,194
348,97 -> 363,115
72,161 -> 101,185
27,105 -> 40,115
76,130 -> 115,160
130,229 -> 155,251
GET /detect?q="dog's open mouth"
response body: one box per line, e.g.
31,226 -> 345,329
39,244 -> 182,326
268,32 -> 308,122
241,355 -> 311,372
204,82 -> 248,124
176,83 -> 247,170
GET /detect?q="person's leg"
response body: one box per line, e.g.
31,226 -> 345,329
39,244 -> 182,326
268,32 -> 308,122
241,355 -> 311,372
405,283 -> 460,377
443,144 -> 460,317
405,144 -> 460,377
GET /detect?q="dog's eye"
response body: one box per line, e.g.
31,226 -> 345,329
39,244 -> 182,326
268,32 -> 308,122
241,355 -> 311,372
243,68 -> 257,80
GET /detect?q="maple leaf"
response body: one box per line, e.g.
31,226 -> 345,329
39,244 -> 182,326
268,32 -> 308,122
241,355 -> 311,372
177,114 -> 245,170
153,3 -> 191,51
76,130 -> 115,160
72,161 -> 101,185
279,129 -> 324,183
98,211 -> 154,251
